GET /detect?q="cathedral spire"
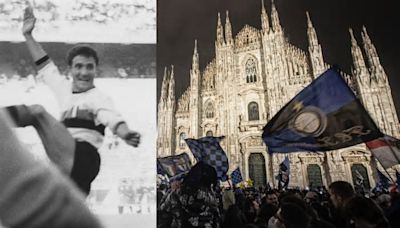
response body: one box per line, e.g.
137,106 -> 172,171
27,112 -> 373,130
159,66 -> 169,110
190,40 -> 201,90
306,12 -> 324,77
306,12 -> 318,47
225,10 -> 233,44
361,26 -> 386,81
216,12 -> 225,45
349,28 -> 367,71
261,0 -> 269,32
167,65 -> 175,105
271,0 -> 282,33
192,39 -> 199,72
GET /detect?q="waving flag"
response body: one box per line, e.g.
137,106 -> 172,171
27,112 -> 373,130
366,135 -> 400,169
185,136 -> 229,181
230,167 -> 243,185
376,168 -> 390,190
396,171 -> 400,192
262,67 -> 382,153
157,153 -> 192,179
277,156 -> 290,190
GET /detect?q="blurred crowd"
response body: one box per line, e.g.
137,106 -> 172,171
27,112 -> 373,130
157,162 -> 400,228
68,0 -> 155,25
0,0 -> 155,29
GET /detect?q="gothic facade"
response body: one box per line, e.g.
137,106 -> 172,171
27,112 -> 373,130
157,1 -> 400,188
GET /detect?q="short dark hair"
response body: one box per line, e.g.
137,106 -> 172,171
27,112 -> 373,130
329,181 -> 355,199
280,202 -> 311,228
66,45 -> 99,66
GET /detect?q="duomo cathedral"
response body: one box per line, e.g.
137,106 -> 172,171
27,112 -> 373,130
157,0 -> 400,188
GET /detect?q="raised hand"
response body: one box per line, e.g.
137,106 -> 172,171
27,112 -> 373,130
22,6 -> 36,36
123,131 -> 141,147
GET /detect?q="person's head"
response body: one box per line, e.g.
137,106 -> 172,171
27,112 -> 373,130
222,204 -> 248,228
66,45 -> 99,93
304,191 -> 319,204
182,161 -> 217,193
279,202 -> 311,228
345,196 -> 390,228
375,194 -> 391,210
258,203 -> 279,225
328,181 -> 355,209
170,179 -> 181,190
265,190 -> 279,207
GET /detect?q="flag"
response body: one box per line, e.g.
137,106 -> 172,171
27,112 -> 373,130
185,136 -> 229,181
397,171 -> 400,192
157,153 -> 192,179
366,135 -> 400,169
376,168 -> 390,190
282,156 -> 290,172
231,167 -> 243,185
246,179 -> 253,187
353,170 -> 366,194
262,67 -> 382,153
355,170 -> 364,186
157,160 -> 166,175
277,156 -> 290,190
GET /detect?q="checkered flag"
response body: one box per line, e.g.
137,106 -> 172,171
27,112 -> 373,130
231,167 -> 243,185
185,136 -> 229,181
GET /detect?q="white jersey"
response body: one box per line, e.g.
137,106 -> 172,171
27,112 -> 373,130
38,61 -> 125,148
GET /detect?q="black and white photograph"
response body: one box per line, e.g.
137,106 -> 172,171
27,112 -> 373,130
0,0 -> 156,227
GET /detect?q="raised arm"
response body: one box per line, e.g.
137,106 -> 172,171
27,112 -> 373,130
22,6 -> 72,108
115,122 -> 141,147
22,6 -> 48,66
0,110 -> 103,228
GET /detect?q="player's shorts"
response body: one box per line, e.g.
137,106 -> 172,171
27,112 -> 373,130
70,141 -> 101,195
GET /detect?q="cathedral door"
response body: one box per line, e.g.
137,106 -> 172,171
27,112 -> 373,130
248,153 -> 267,187
307,164 -> 323,188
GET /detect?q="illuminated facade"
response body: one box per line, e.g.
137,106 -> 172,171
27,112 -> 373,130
157,0 -> 399,188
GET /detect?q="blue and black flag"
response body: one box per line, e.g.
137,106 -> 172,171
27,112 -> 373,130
376,168 -> 390,190
157,153 -> 192,180
185,136 -> 229,181
277,156 -> 290,190
230,167 -> 243,185
262,67 -> 382,153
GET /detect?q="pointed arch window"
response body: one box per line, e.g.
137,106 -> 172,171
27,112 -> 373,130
205,101 -> 214,118
245,58 -> 257,83
179,132 -> 187,147
248,102 -> 260,121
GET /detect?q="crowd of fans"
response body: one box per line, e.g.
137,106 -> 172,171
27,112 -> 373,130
157,162 -> 400,228
0,0 -> 155,30
0,42 -> 156,80
67,0 -> 155,25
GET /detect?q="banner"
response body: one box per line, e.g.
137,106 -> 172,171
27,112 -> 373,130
263,67 -> 382,153
157,152 -> 192,179
366,135 -> 400,169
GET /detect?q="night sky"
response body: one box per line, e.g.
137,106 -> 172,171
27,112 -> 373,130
157,0 -> 400,116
